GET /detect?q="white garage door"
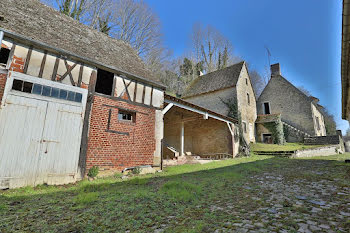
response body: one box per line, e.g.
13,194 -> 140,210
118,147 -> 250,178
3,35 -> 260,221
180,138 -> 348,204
0,72 -> 87,189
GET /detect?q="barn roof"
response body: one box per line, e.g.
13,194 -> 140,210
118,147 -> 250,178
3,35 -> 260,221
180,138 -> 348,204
0,0 -> 161,86
182,61 -> 245,98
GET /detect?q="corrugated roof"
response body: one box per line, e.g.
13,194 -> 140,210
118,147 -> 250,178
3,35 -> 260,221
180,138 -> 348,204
182,61 -> 244,98
0,0 -> 159,83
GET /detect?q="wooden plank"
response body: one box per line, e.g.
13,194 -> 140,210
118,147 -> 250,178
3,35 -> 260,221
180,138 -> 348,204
88,70 -> 97,93
23,46 -> 33,74
77,63 -> 84,87
51,57 -> 60,81
38,51 -> 47,78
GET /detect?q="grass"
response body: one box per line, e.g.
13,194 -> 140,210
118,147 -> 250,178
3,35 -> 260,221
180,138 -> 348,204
0,153 -> 349,232
251,142 -> 324,152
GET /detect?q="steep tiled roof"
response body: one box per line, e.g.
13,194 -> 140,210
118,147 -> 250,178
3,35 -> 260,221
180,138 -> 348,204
0,0 -> 158,83
182,61 -> 244,98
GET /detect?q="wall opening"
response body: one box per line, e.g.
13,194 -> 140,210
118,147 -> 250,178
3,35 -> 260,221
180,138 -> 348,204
263,102 -> 270,114
0,47 -> 10,67
95,69 -> 114,95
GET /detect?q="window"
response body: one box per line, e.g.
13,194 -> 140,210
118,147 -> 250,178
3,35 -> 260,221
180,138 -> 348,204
118,110 -> 136,123
243,122 -> 247,133
245,78 -> 248,85
11,79 -> 83,103
247,93 -> 250,105
263,102 -> 271,114
95,69 -> 114,95
0,47 -> 10,66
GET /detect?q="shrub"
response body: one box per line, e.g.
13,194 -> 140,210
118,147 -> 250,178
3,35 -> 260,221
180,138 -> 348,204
132,167 -> 141,175
87,166 -> 99,178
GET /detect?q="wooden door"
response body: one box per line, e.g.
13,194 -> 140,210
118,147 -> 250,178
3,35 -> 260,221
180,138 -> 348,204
0,94 -> 47,189
36,102 -> 83,185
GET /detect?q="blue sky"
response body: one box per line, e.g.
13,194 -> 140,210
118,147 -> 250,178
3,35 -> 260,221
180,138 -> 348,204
146,0 -> 347,132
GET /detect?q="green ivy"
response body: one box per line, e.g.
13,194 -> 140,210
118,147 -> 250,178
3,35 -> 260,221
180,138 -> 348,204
263,120 -> 285,145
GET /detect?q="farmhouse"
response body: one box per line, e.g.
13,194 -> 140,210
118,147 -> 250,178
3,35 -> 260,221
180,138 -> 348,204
257,63 -> 326,143
0,0 -> 239,189
182,61 -> 257,144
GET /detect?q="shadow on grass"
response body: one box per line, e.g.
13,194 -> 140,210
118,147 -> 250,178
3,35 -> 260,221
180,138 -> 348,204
0,155 -> 349,232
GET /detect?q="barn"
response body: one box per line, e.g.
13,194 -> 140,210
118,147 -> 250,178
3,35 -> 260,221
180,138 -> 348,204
0,0 -> 165,188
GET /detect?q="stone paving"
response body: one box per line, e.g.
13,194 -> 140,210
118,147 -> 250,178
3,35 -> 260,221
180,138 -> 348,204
211,160 -> 350,232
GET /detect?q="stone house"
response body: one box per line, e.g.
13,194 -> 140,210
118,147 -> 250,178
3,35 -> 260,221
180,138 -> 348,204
182,61 -> 257,144
257,63 -> 326,143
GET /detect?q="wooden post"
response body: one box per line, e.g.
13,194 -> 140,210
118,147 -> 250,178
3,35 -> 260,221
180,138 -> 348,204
180,121 -> 184,156
0,31 -> 3,48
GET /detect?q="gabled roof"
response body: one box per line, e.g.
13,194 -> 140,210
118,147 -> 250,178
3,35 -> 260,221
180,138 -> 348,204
0,0 -> 160,85
182,61 -> 245,98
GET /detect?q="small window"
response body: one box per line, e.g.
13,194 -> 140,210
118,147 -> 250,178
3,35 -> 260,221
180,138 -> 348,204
0,47 -> 10,65
11,79 -> 83,103
243,122 -> 247,133
263,102 -> 271,114
247,93 -> 250,105
245,78 -> 248,85
12,79 -> 23,91
118,110 -> 135,123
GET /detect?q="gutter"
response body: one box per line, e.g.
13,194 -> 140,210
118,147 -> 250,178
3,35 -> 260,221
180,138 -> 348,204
0,28 -> 166,90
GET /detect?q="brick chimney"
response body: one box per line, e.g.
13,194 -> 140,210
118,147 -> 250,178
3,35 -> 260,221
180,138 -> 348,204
270,63 -> 281,76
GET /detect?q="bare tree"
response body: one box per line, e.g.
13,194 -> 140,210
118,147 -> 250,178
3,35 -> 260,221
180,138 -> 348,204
107,0 -> 162,57
249,70 -> 266,98
190,23 -> 236,73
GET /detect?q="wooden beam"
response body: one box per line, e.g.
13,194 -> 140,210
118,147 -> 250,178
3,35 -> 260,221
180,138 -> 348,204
77,63 -> 84,87
121,78 -> 132,100
23,46 -> 33,74
133,81 -> 138,101
38,51 -> 47,78
60,60 -> 77,85
150,86 -> 154,106
51,57 -> 60,81
6,44 -> 16,69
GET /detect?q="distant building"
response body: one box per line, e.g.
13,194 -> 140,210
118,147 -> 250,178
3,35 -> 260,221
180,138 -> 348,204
182,61 -> 257,144
257,63 -> 326,143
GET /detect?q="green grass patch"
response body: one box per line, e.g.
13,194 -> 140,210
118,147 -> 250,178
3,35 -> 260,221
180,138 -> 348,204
159,181 -> 201,202
73,192 -> 99,206
251,143 -> 323,152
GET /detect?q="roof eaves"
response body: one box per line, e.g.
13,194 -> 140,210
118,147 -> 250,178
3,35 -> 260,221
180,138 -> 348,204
1,28 -> 166,90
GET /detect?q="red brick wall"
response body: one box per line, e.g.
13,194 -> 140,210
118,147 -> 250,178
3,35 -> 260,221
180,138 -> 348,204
0,72 -> 7,102
9,55 -> 25,73
86,95 -> 156,172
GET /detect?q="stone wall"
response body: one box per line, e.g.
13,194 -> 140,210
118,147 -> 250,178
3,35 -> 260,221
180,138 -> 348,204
311,103 -> 326,136
163,107 -> 237,158
257,75 -> 316,135
236,66 -> 257,143
183,87 -> 236,116
292,145 -> 341,158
